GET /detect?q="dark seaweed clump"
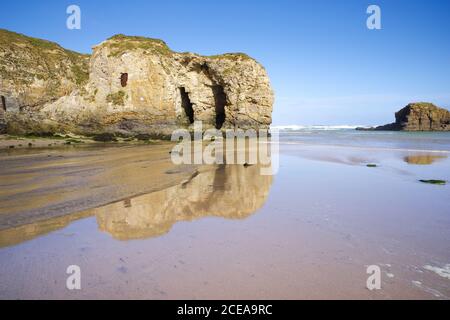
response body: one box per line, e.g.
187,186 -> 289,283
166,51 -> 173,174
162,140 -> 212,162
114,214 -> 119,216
419,179 -> 446,185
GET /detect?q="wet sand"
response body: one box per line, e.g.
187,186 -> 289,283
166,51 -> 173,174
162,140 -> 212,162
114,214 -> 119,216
0,142 -> 198,230
0,136 -> 449,299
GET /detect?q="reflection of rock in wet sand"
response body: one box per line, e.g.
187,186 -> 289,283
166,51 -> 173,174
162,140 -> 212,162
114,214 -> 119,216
0,164 -> 272,246
0,210 -> 92,248
95,164 -> 273,240
404,154 -> 447,165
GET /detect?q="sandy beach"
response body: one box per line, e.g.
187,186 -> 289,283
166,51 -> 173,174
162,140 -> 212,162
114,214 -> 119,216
0,130 -> 449,299
2,0 -> 450,306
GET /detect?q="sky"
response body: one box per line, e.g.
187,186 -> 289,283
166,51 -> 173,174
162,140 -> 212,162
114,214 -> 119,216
2,0 -> 450,125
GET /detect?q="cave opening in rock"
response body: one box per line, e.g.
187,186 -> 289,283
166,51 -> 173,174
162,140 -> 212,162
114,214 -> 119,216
213,85 -> 226,129
120,73 -> 128,87
1,96 -> 5,111
179,87 -> 194,124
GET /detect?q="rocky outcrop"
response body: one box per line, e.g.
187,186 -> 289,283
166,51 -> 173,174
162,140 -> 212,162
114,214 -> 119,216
358,103 -> 450,131
0,30 -> 274,137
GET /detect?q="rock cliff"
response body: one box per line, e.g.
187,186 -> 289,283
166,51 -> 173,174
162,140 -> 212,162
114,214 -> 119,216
0,30 -> 274,137
358,103 -> 450,131
0,29 -> 89,134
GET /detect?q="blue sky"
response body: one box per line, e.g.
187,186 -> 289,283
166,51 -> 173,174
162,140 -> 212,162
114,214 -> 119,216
2,0 -> 450,125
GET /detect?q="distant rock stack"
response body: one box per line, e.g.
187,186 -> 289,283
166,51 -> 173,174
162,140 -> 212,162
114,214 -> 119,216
0,29 -> 274,138
358,103 -> 450,131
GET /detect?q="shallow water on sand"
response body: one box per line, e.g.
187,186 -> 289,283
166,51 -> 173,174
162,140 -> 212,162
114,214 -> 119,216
280,129 -> 450,152
0,131 -> 449,299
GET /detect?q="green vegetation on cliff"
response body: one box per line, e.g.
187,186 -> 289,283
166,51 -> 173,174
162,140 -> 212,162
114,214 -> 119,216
0,29 -> 89,88
106,34 -> 172,57
208,52 -> 252,61
106,91 -> 127,106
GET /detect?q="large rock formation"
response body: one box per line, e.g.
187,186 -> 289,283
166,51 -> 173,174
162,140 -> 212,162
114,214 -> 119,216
358,103 -> 450,131
0,30 -> 274,137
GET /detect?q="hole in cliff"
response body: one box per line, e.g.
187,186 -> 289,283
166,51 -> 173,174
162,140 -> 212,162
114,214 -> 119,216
1,96 -> 5,111
120,73 -> 128,87
179,87 -> 194,124
213,85 -> 226,129
201,63 -> 209,73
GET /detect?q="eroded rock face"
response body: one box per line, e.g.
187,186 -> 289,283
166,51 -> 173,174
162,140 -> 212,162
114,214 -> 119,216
0,29 -> 89,113
374,103 -> 450,131
1,30 -> 274,137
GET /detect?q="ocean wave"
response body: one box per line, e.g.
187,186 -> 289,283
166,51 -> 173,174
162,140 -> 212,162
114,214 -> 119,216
271,125 -> 366,131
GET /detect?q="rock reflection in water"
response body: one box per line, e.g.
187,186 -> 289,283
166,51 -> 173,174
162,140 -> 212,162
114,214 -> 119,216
0,210 -> 92,248
95,164 -> 273,240
0,164 -> 272,246
403,154 -> 448,165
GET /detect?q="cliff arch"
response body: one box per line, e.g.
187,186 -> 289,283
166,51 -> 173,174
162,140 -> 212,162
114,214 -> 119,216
179,87 -> 194,124
213,85 -> 226,129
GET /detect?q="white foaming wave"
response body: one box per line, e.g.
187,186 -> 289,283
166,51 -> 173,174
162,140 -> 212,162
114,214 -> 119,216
271,125 -> 367,131
423,264 -> 450,280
